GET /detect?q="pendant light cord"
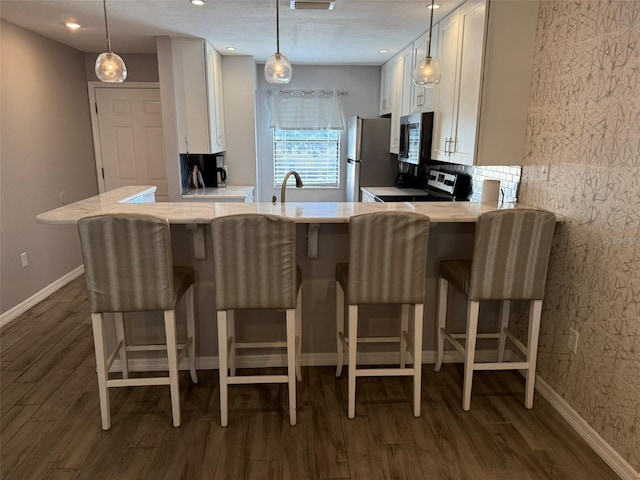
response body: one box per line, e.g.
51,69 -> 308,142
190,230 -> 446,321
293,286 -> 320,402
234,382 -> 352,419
427,0 -> 435,58
275,0 -> 281,54
103,0 -> 112,53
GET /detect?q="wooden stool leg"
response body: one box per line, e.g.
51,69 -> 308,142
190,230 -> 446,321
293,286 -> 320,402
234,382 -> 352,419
114,312 -> 128,379
217,311 -> 229,427
295,288 -> 302,382
91,313 -> 111,430
164,310 -> 181,427
498,300 -> 511,363
185,286 -> 198,384
525,300 -> 542,409
228,311 -> 236,377
335,281 -> 345,377
412,304 -> 424,417
347,305 -> 358,419
463,300 -> 480,411
400,304 -> 408,368
435,278 -> 448,372
286,309 -> 297,426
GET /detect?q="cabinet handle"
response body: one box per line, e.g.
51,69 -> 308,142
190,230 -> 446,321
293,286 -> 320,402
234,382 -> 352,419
444,138 -> 450,154
449,138 -> 456,156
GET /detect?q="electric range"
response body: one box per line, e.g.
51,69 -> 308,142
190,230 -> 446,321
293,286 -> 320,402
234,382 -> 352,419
373,169 -> 471,203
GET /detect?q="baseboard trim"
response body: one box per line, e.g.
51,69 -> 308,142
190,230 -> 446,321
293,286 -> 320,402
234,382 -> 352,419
535,377 -> 638,480
0,266 -> 84,328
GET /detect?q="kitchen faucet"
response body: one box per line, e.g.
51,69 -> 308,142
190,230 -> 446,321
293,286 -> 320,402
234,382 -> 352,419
280,171 -> 304,203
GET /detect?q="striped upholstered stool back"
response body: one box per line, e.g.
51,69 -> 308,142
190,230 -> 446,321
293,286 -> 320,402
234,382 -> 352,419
211,214 -> 298,311
347,212 -> 430,305
469,209 -> 556,301
78,214 -> 177,313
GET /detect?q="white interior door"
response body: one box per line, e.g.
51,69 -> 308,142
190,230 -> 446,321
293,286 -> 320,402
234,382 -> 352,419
92,86 -> 168,201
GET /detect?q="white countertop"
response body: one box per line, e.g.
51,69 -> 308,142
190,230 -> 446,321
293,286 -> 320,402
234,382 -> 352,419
181,186 -> 254,199
361,187 -> 428,197
36,186 -> 563,225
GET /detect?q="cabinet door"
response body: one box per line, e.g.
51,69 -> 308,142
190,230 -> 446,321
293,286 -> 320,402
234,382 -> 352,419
412,26 -> 440,113
400,44 -> 414,117
207,45 -> 226,153
431,9 -> 460,161
379,60 -> 393,116
450,0 -> 486,166
173,38 -> 210,153
389,54 -> 404,154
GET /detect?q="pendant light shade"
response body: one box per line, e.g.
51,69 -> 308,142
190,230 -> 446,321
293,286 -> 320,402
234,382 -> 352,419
95,0 -> 127,83
265,53 -> 292,84
264,0 -> 292,84
413,0 -> 440,88
413,56 -> 441,88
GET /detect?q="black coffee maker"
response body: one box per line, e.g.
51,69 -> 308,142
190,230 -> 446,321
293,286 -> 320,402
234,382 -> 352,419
396,161 -> 414,188
214,154 -> 226,187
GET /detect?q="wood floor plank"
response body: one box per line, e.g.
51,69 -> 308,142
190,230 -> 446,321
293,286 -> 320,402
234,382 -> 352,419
0,420 -> 55,478
0,380 -> 35,417
0,404 -> 39,449
1,369 -> 23,391
340,406 -> 385,480
309,368 -> 349,479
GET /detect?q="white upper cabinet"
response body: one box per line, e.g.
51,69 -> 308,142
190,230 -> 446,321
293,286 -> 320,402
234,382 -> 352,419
431,0 -> 539,166
379,60 -> 394,116
389,53 -> 405,154
400,44 -> 415,117
207,43 -> 226,152
411,26 -> 440,114
172,38 -> 226,154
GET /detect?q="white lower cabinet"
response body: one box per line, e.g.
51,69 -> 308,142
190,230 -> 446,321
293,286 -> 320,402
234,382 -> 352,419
361,190 -> 377,203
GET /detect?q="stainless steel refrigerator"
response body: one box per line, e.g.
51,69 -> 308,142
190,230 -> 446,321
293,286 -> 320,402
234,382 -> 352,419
346,116 -> 397,202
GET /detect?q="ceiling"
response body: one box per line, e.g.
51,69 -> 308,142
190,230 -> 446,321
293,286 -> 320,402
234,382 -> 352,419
0,0 -> 460,65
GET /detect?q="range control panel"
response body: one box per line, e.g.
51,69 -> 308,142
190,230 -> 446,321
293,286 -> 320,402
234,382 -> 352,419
426,169 -> 458,195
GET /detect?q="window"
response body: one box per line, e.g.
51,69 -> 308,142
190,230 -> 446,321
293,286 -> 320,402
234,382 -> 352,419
273,129 -> 340,188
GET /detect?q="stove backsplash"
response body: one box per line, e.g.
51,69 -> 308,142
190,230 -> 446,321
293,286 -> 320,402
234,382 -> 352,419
425,162 -> 521,203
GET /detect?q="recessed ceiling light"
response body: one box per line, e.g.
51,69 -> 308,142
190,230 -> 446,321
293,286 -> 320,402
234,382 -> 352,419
427,3 -> 440,9
190,0 -> 205,6
379,49 -> 389,54
226,47 -> 236,51
65,21 -> 81,30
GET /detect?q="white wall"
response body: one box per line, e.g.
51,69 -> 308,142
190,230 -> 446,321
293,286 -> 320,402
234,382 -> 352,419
220,56 -> 258,189
255,65 -> 382,202
0,21 -> 98,314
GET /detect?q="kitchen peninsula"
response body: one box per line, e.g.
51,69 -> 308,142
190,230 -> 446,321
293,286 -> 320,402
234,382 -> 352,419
36,186 -> 562,367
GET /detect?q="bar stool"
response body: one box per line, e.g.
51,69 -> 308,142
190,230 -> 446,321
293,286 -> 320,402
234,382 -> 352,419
434,208 -> 556,410
211,214 -> 301,427
77,214 -> 198,430
335,212 -> 430,418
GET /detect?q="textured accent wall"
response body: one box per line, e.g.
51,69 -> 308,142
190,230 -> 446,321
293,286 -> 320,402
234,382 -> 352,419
518,0 -> 640,469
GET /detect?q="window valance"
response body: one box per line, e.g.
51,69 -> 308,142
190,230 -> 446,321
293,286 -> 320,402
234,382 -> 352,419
267,89 -> 346,130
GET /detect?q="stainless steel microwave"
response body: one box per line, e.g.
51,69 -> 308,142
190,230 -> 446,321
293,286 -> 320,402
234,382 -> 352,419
398,112 -> 434,165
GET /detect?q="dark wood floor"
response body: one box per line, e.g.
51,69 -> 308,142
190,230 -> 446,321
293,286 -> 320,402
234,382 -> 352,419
1,276 -> 618,480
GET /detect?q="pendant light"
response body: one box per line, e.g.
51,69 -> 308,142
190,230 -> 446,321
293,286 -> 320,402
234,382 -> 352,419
95,0 -> 127,83
413,0 -> 441,88
264,0 -> 292,84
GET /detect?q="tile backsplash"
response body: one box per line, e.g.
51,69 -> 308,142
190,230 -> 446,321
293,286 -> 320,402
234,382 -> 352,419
430,162 -> 522,203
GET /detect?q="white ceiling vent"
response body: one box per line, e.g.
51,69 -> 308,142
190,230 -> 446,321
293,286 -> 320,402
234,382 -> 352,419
290,0 -> 335,10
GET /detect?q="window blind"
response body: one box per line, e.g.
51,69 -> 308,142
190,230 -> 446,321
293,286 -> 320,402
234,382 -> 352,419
273,129 -> 340,188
